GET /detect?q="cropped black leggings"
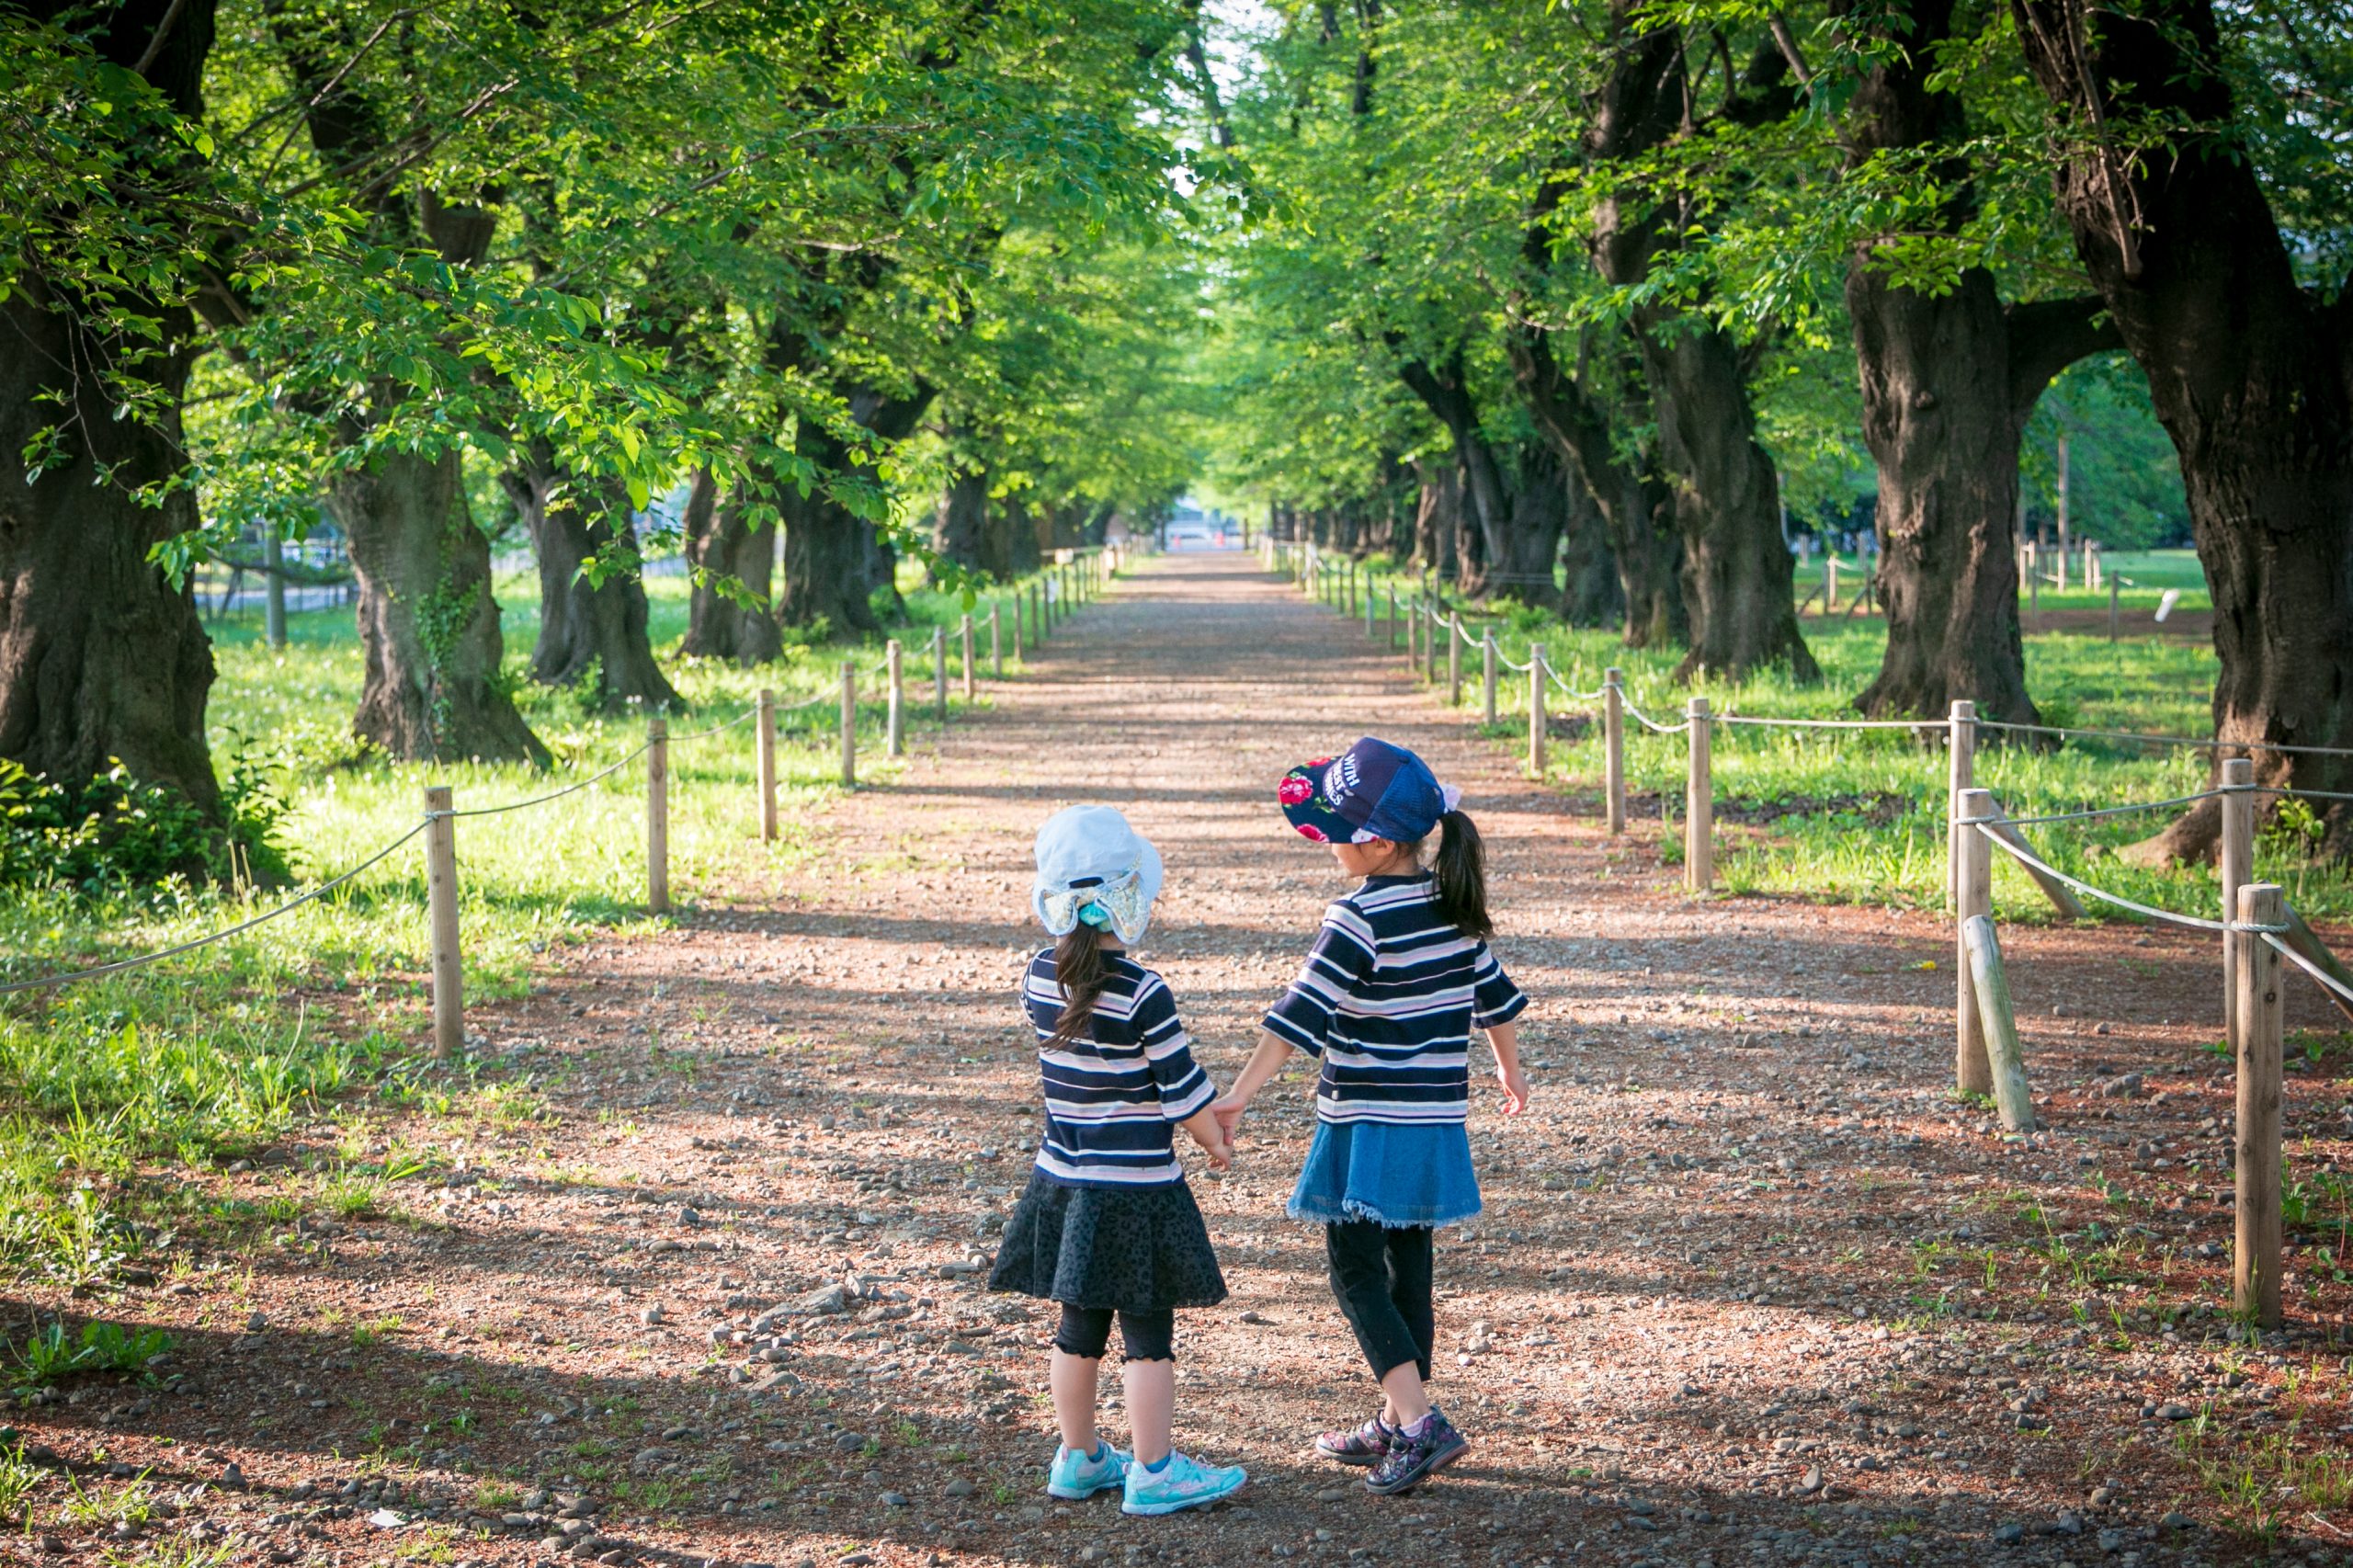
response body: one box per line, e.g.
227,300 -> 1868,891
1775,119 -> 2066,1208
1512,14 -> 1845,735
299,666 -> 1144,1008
1053,1304 -> 1176,1363
1325,1221 -> 1435,1381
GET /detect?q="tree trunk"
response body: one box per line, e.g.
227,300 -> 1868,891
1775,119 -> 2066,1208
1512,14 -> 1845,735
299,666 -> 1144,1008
682,468 -> 781,665
1489,444 -> 1568,614
1561,460 -> 1624,627
1411,460 -> 1461,578
987,495 -> 1040,578
2012,0 -> 2353,858
778,383 -> 933,631
1840,0 -> 2116,722
933,469 -> 988,570
328,449 -> 549,766
502,448 -> 680,710
0,0 -> 222,819
1512,328 -> 1685,647
1584,14 -> 1816,682
1398,351 -> 1511,597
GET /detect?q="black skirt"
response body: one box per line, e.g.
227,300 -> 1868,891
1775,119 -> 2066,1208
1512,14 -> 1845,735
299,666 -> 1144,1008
989,1169 -> 1228,1312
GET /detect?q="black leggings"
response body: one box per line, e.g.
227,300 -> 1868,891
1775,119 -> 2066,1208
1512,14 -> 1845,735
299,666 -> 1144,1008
1053,1304 -> 1176,1363
1325,1221 -> 1435,1381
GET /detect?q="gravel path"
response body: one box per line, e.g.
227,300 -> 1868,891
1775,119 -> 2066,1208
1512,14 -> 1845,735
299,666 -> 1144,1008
14,551 -> 2350,1568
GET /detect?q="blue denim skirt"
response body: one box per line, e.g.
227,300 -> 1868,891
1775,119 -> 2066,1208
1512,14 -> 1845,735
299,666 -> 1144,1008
1286,1119 -> 1483,1229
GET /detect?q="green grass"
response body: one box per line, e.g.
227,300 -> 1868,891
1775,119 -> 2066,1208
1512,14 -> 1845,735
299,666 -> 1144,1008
1326,548 -> 2353,923
0,557 -> 1071,1285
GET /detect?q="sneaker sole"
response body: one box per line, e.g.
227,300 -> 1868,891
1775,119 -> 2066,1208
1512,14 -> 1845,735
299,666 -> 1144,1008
1047,1478 -> 1123,1500
1364,1437 -> 1467,1495
1314,1445 -> 1384,1466
1120,1473 -> 1247,1517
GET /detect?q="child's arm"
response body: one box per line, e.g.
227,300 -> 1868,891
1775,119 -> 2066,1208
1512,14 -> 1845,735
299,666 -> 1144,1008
1486,1019 -> 1529,1116
1177,1105 -> 1232,1169
1209,1028 -> 1293,1140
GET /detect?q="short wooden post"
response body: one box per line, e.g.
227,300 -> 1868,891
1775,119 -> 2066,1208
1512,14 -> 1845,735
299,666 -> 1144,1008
1447,613 -> 1462,705
886,640 -> 905,756
263,531 -> 288,648
990,604 -> 1002,677
1345,562 -> 1356,619
961,613 -> 975,701
932,626 -> 948,721
1948,699 -> 1976,906
756,689 -> 778,842
423,785 -> 462,1058
1408,596 -> 1422,669
1824,554 -> 1836,615
1528,649 -> 1547,777
1425,601 -> 1441,682
2235,881 -> 2285,1331
2221,757 -> 2255,1044
1685,696 -> 1711,892
2108,577 -> 2119,642
1483,631 -> 1497,726
646,718 -> 669,914
1961,915 -> 2037,1132
1603,668 -> 1626,835
1387,587 -> 1399,649
2029,550 -> 2040,629
1012,597 -> 1025,661
839,661 -> 857,788
1364,578 -> 1376,639
1954,787 -> 1994,1096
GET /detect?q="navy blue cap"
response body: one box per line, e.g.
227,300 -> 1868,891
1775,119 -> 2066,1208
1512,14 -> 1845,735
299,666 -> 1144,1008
1278,737 -> 1456,845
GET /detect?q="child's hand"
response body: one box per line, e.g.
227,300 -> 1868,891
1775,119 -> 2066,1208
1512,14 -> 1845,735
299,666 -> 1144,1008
1495,1061 -> 1530,1116
1182,1107 -> 1233,1169
1210,1094 -> 1248,1144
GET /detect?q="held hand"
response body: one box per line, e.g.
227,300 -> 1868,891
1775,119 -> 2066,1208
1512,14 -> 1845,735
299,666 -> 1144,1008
1188,1119 -> 1233,1170
1210,1095 -> 1249,1143
1496,1062 -> 1530,1116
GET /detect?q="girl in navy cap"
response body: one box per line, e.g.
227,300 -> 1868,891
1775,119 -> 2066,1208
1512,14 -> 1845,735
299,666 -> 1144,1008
1211,738 -> 1529,1494
988,805 -> 1248,1516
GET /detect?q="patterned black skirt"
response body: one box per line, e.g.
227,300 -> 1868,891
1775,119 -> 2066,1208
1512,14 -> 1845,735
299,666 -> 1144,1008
989,1169 -> 1228,1312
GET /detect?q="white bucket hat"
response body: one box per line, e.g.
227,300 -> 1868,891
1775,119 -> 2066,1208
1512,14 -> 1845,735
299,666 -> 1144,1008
1031,805 -> 1164,945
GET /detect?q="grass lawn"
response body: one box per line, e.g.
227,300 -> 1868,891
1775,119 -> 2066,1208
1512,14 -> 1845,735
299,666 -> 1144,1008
0,558 -> 1063,1286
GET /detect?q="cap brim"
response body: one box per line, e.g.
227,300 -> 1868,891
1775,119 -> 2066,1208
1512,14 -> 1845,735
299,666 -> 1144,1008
1278,757 -> 1354,844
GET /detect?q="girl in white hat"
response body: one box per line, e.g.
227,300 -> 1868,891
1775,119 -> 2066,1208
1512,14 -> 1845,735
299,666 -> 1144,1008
987,805 -> 1247,1516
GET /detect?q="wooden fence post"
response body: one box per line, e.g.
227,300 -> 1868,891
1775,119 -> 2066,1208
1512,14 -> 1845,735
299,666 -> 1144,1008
2222,756 -> 2255,1045
646,717 -> 669,913
1447,613 -> 1462,705
423,785 -> 462,1058
1407,595 -> 1422,669
1365,575 -> 1376,638
756,689 -> 778,842
886,640 -> 905,756
1528,648 -> 1547,777
1426,601 -> 1441,683
1483,631 -> 1497,726
839,661 -> 858,788
2029,549 -> 2040,629
1824,554 -> 1836,615
1345,562 -> 1356,619
1954,786 -> 1994,1096
961,613 -> 976,701
1685,696 -> 1711,892
1948,699 -> 1976,905
990,604 -> 1002,677
2235,881 -> 2285,1332
1604,667 -> 1626,835
2108,576 -> 2120,643
1961,915 -> 2037,1132
932,626 -> 948,721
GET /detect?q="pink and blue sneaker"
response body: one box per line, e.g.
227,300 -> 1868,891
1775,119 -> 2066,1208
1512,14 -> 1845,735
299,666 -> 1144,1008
1121,1449 -> 1247,1516
1047,1441 -> 1130,1500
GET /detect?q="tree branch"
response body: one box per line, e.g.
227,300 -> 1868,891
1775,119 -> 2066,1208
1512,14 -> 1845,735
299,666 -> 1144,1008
2005,294 -> 2121,415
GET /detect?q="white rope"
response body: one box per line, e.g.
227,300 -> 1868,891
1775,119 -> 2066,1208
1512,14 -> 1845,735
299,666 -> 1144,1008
1620,698 -> 1690,735
1717,715 -> 1949,732
0,818 -> 434,994
1966,821 -> 2283,934
1546,665 -> 1608,701
444,744 -> 654,818
1497,651 -> 1535,674
1980,790 -> 2233,826
1978,719 -> 2353,759
666,705 -> 762,742
2254,786 -> 2353,805
2263,932 -> 2353,1008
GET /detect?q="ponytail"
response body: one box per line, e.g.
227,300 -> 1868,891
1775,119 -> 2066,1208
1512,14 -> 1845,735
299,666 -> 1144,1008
1049,922 -> 1111,1047
1427,810 -> 1492,940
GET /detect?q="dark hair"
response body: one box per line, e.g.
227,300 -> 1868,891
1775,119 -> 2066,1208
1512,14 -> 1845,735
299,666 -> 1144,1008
1424,810 -> 1492,939
1049,922 -> 1111,1047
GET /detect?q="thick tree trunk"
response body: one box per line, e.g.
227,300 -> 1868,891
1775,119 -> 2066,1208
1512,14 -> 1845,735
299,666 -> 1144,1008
1585,15 -> 1815,682
328,449 -> 549,766
1398,352 -> 1511,597
933,470 -> 988,570
1840,0 -> 2115,722
2013,0 -> 2353,858
1561,463 -> 1624,628
1488,444 -> 1568,613
1412,460 -> 1461,579
778,384 -> 932,631
1512,329 -> 1684,647
0,0 -> 222,819
502,449 -> 679,710
682,468 -> 782,665
986,495 -> 1040,578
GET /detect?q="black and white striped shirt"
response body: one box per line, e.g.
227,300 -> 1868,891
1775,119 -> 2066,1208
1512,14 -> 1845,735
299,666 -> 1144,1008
1263,873 -> 1527,1125
1023,949 -> 1216,1187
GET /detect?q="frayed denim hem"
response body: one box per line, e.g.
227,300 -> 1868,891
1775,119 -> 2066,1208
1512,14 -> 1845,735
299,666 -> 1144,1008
1286,1195 -> 1482,1229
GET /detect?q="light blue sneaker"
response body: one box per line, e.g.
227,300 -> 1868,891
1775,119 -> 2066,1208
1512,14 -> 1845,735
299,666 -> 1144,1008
1120,1449 -> 1247,1517
1047,1441 -> 1130,1500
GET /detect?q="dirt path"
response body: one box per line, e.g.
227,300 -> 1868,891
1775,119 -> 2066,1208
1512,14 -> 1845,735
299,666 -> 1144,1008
17,552 -> 2351,1568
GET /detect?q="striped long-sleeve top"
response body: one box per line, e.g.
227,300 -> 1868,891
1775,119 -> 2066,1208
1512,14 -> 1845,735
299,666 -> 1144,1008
1262,873 -> 1528,1125
1023,949 -> 1216,1187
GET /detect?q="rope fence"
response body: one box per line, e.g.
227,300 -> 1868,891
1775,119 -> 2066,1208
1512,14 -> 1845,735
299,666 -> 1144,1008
0,549 -> 1121,1051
